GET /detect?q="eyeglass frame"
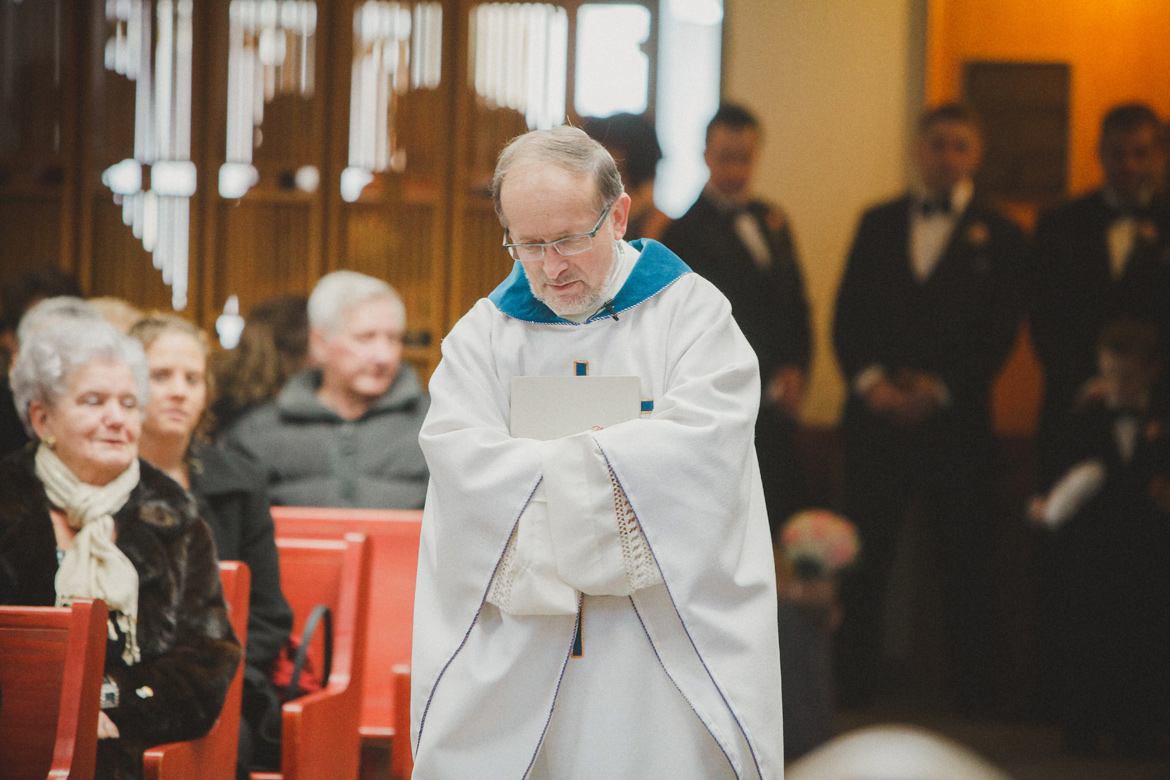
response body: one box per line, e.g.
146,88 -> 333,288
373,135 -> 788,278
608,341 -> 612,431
502,200 -> 615,262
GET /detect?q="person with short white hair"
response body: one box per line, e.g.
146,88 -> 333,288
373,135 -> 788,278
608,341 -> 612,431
15,295 -> 104,349
222,270 -> 429,509
1,317 -> 241,780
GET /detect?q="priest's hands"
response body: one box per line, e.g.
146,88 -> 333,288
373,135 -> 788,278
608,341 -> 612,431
864,369 -> 948,426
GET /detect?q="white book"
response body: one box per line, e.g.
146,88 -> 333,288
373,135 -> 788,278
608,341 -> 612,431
510,376 -> 642,440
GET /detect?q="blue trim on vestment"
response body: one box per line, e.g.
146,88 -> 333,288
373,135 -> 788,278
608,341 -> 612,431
487,239 -> 692,324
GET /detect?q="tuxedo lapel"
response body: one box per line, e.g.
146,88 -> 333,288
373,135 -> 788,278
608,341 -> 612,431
889,196 -> 916,283
923,200 -> 994,286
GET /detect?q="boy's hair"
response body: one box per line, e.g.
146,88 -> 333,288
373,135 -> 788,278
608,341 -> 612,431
918,102 -> 982,136
1100,102 -> 1161,140
1097,318 -> 1160,365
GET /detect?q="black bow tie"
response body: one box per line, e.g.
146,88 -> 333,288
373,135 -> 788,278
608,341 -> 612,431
919,196 -> 952,217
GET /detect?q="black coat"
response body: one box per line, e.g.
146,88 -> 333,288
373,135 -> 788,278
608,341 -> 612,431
189,442 -> 291,771
0,377 -> 28,460
833,193 -> 1027,435
189,442 -> 291,675
1045,402 -> 1170,726
0,451 -> 241,780
661,192 -> 811,380
1030,190 -> 1170,419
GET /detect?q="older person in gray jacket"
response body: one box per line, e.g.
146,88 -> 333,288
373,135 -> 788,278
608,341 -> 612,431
222,271 -> 429,509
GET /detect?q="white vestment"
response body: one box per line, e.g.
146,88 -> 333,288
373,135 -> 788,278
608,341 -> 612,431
411,239 -> 784,779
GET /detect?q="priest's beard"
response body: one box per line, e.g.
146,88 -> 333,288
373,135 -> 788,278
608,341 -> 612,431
528,244 -> 620,318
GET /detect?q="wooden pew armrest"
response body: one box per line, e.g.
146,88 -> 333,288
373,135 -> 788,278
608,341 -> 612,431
279,685 -> 361,780
391,665 -> 412,779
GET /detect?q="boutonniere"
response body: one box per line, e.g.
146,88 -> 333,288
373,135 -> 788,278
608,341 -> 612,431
766,208 -> 786,233
966,221 -> 989,246
1138,219 -> 1158,243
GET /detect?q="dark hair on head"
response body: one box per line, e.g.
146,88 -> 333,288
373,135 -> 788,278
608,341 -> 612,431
1097,317 -> 1160,365
583,113 -> 663,190
210,295 -> 310,432
919,102 -> 982,135
1100,102 -> 1161,139
705,103 -> 760,145
248,294 -> 310,360
1,267 -> 82,333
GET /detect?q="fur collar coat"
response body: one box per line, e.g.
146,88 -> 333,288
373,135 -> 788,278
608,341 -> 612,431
0,448 -> 240,779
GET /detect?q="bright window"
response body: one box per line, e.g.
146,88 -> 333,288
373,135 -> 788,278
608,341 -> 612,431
574,4 -> 651,118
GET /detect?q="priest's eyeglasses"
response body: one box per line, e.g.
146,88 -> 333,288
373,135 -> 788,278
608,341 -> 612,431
503,201 -> 614,262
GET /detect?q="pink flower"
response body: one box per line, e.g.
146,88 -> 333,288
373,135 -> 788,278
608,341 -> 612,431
780,509 -> 861,579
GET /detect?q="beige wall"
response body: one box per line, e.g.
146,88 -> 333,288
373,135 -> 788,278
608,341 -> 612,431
723,0 -> 927,425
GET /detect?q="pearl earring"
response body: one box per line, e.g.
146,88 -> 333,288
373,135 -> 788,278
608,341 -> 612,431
42,434 -> 57,449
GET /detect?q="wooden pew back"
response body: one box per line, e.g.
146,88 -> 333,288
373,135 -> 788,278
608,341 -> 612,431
0,598 -> 107,780
269,507 -> 421,742
271,533 -> 371,780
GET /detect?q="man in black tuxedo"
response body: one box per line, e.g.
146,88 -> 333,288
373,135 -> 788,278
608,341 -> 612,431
1031,103 -> 1170,481
661,103 -> 811,534
832,103 -> 1027,711
1028,102 -> 1170,724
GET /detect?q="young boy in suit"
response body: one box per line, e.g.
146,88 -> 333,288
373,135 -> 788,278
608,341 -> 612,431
1029,318 -> 1170,757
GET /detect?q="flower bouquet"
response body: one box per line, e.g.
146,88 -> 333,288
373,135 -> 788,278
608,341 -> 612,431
779,509 -> 860,580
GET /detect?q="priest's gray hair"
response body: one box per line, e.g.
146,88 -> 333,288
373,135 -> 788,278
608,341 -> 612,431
16,296 -> 104,348
308,270 -> 406,337
491,125 -> 625,224
11,318 -> 150,436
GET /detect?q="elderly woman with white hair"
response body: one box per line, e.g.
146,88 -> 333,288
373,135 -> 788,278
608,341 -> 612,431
221,270 -> 430,508
0,317 -> 240,780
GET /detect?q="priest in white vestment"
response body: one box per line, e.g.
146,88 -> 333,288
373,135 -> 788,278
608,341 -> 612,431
411,125 -> 784,779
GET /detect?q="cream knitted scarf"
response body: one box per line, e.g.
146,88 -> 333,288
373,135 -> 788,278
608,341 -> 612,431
36,444 -> 142,665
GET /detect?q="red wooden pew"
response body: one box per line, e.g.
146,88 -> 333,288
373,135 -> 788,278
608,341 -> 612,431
255,533 -> 371,780
270,507 -> 421,780
0,598 -> 107,780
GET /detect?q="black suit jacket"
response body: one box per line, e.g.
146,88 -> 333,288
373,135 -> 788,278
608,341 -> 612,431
0,378 -> 29,460
661,192 -> 811,380
1031,190 -> 1170,417
1052,402 -> 1170,528
833,193 -> 1027,434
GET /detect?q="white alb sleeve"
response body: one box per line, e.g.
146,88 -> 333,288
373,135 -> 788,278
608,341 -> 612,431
541,431 -> 663,595
485,479 -> 580,616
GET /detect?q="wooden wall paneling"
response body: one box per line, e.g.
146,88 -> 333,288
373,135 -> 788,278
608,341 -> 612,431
0,0 -> 79,290
446,0 -> 529,333
0,195 -> 66,290
199,0 -> 332,328
79,0 -> 207,316
215,197 -> 316,309
89,196 -> 179,309
325,0 -> 456,379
